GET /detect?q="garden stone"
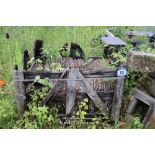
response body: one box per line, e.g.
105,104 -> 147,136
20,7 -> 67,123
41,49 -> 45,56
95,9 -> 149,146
127,51 -> 155,73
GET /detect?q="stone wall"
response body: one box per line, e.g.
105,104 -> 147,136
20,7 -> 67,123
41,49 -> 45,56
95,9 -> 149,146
127,51 -> 155,73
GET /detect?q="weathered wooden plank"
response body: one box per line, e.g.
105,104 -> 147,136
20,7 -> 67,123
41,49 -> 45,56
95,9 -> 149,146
43,80 -> 66,104
25,71 -> 62,79
81,69 -> 117,77
143,108 -> 154,127
29,61 -> 37,72
89,100 -> 95,114
76,69 -> 108,111
149,111 -> 155,128
13,70 -> 26,117
126,88 -> 155,127
42,69 -> 68,104
111,77 -> 125,121
131,88 -> 155,106
126,98 -> 138,114
66,69 -> 77,114
24,69 -> 117,79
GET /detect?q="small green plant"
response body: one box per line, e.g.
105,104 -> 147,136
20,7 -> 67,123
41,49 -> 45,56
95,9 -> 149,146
126,117 -> 144,129
14,103 -> 62,129
64,98 -> 111,129
110,52 -> 126,66
51,62 -> 63,72
124,70 -> 142,95
15,77 -> 62,129
26,75 -> 54,104
0,99 -> 18,128
64,98 -> 89,129
99,58 -> 115,69
87,112 -> 111,129
0,90 -> 18,129
0,82 -> 18,129
34,76 -> 53,88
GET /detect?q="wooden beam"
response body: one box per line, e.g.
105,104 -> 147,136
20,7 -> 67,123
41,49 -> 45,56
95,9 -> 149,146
29,61 -> 37,72
43,80 -> 66,104
24,69 -> 117,80
66,69 -> 77,114
42,69 -> 68,104
13,70 -> 26,117
76,69 -> 108,112
111,77 -> 125,121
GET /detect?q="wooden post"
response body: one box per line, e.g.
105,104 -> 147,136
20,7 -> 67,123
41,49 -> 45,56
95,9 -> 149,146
66,69 -> 77,114
111,66 -> 127,121
13,68 -> 26,117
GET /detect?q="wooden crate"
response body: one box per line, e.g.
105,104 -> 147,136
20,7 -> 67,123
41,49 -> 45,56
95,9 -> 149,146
13,40 -> 127,121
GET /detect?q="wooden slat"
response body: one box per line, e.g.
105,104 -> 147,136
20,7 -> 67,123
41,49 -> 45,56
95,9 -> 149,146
25,71 -> 62,79
76,69 -> 108,112
29,61 -> 37,72
24,69 -> 117,79
43,80 -> 65,104
111,77 -> 125,121
131,88 -> 155,106
13,70 -> 26,116
81,69 -> 117,77
42,69 -> 68,104
66,69 -> 77,114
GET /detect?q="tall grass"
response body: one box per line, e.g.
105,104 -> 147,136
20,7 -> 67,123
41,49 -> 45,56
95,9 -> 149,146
0,26 -> 106,81
0,26 -> 136,82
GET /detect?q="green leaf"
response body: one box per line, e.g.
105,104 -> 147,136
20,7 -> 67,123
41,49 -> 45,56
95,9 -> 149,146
92,118 -> 97,121
84,105 -> 88,110
83,98 -> 88,103
81,101 -> 86,107
35,78 -> 51,88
